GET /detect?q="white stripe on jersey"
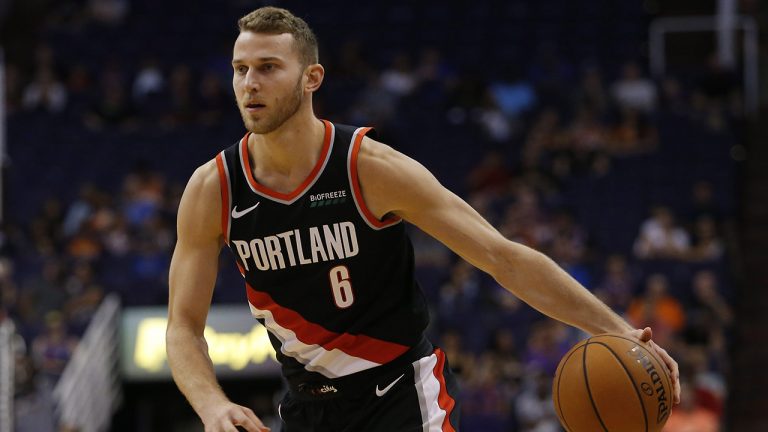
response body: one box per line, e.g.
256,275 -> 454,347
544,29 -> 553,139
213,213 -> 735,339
247,302 -> 381,378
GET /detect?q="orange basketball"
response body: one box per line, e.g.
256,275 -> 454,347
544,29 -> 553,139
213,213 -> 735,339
552,333 -> 673,432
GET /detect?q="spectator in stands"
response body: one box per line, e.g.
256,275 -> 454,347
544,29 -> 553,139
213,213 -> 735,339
122,166 -> 166,227
612,61 -> 657,113
198,70 -> 229,125
548,226 -> 591,287
62,184 -> 98,237
572,66 -> 609,116
31,311 -> 78,386
522,108 -> 563,169
438,329 -> 473,379
437,261 -> 481,327
685,271 -> 733,359
685,346 -> 727,417
461,353 -> 514,432
165,64 -> 196,126
133,57 -> 165,103
22,68 -> 68,113
66,63 -> 95,113
500,184 -> 551,249
627,274 -> 685,345
633,206 -> 691,259
690,271 -> 732,326
88,0 -> 129,25
663,380 -> 720,432
14,348 -> 58,432
687,180 -> 722,225
527,42 -> 574,107
522,321 -> 571,376
348,74 -> 400,126
659,76 -> 687,115
64,283 -> 104,335
690,89 -> 727,132
103,214 -> 131,256
380,52 -> 417,97
486,327 -> 524,400
608,107 -> 658,155
85,64 -> 136,129
686,215 -> 724,262
413,47 -> 455,105
567,105 -> 607,165
467,151 -> 512,194
67,222 -> 103,260
3,63 -> 23,113
19,260 -> 67,325
594,254 -> 636,312
63,261 -> 96,297
514,370 -> 560,432
476,89 -> 514,142
29,199 -> 66,259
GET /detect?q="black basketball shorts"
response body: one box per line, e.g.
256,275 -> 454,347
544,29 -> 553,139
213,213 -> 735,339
277,348 -> 461,431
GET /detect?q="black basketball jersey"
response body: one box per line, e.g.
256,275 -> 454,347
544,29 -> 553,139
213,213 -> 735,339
214,120 -> 431,382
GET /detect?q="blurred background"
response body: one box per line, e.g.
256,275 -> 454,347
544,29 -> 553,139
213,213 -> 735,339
0,0 -> 765,431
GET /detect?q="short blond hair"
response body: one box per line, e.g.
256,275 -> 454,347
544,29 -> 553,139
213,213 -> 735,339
237,7 -> 319,66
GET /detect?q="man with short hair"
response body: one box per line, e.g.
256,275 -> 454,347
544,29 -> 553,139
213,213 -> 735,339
166,7 -> 680,432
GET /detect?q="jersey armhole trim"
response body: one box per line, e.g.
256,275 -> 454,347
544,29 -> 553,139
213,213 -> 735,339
215,152 -> 232,244
347,127 -> 402,230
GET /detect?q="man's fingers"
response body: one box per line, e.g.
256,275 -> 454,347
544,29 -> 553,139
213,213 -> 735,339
626,326 -> 652,342
233,408 -> 271,432
231,412 -> 265,432
241,408 -> 265,428
650,340 -> 681,404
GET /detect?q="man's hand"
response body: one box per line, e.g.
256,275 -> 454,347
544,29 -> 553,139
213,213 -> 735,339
201,401 -> 270,432
626,327 -> 681,404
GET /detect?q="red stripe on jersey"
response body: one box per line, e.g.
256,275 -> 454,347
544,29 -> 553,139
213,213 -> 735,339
245,283 -> 409,364
240,119 -> 333,201
349,128 -> 402,228
214,153 -> 230,243
433,348 -> 457,432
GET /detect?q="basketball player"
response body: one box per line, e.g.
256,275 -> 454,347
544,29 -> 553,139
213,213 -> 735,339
166,7 -> 680,432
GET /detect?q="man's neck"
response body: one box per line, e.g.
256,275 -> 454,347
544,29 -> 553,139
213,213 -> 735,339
246,110 -> 327,189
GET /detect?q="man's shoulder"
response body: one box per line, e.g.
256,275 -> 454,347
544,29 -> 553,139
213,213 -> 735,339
185,159 -> 222,201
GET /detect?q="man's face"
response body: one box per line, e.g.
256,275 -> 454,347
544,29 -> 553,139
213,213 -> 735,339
232,31 -> 305,134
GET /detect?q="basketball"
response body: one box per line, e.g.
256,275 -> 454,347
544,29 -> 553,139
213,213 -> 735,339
552,333 -> 673,432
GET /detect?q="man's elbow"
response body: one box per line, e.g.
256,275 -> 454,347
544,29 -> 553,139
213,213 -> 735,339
166,318 -> 201,348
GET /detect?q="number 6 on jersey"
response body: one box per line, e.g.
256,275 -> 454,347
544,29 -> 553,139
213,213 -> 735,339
329,265 -> 354,308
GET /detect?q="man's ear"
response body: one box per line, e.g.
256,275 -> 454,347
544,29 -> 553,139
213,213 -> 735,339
304,63 -> 325,93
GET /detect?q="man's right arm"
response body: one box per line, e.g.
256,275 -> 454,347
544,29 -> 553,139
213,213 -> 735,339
166,161 -> 268,432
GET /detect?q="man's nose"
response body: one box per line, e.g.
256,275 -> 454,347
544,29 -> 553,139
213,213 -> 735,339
244,70 -> 261,92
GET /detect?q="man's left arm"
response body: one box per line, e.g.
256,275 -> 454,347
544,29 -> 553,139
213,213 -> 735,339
355,136 -> 680,403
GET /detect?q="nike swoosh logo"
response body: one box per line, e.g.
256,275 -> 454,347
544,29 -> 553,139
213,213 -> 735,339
375,374 -> 405,397
231,202 -> 260,219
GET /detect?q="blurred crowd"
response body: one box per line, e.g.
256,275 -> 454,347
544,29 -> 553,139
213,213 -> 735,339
1,1 -> 744,431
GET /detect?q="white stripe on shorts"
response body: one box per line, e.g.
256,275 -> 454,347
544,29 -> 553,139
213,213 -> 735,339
413,353 -> 448,432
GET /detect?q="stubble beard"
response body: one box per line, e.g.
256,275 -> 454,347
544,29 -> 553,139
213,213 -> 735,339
240,76 -> 304,135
